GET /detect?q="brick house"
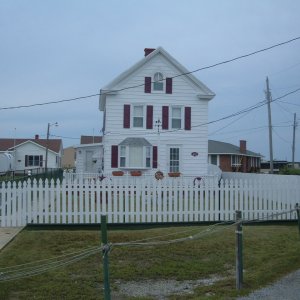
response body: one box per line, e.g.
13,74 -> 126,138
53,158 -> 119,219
208,140 -> 261,173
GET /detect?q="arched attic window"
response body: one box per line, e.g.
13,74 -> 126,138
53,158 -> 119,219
153,72 -> 164,91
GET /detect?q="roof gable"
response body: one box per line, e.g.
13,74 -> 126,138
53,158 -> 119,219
0,138 -> 62,153
99,47 -> 215,110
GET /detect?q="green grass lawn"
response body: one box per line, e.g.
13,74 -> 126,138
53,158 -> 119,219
0,223 -> 299,299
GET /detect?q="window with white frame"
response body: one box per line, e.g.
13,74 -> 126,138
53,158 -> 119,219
231,155 -> 242,166
120,146 -> 126,167
119,145 -> 152,168
171,106 -> 182,129
132,105 -> 144,128
169,147 -> 180,172
27,155 -> 43,167
250,157 -> 259,168
146,147 -> 151,168
210,155 -> 218,165
153,72 -> 163,91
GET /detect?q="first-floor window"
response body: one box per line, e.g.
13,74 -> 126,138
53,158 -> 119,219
250,157 -> 260,168
210,155 -> 218,165
26,155 -> 43,167
169,147 -> 180,172
120,146 -> 126,167
231,155 -> 242,166
119,145 -> 152,168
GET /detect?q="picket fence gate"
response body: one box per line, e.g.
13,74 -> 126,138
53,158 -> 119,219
0,175 -> 299,227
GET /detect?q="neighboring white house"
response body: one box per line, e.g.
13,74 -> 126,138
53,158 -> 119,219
74,136 -> 103,174
0,136 -> 63,173
99,47 -> 215,177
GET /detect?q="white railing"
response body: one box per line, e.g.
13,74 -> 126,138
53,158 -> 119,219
1,175 -> 299,227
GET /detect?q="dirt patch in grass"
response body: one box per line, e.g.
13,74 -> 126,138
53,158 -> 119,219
113,275 -> 225,299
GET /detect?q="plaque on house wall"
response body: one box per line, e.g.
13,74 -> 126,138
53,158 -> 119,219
191,152 -> 198,157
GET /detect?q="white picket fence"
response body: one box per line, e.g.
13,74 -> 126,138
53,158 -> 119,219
0,175 -> 299,227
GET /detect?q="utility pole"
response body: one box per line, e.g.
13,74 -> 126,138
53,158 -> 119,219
45,123 -> 50,173
292,113 -> 297,168
45,122 -> 58,174
266,77 -> 274,174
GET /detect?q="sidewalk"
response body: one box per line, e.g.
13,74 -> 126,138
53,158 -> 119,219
0,227 -> 24,251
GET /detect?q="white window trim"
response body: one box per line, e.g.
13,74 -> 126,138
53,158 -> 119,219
231,155 -> 242,167
209,154 -> 219,166
119,145 -> 152,169
119,145 -> 127,168
27,155 -> 43,167
153,72 -> 164,92
170,106 -> 183,130
167,145 -> 182,172
131,104 -> 146,129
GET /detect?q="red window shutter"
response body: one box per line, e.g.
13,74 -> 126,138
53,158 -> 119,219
111,145 -> 118,168
162,106 -> 169,130
166,77 -> 172,94
153,146 -> 158,168
185,107 -> 191,130
146,105 -> 153,129
25,155 -> 28,167
123,105 -> 130,128
145,77 -> 151,93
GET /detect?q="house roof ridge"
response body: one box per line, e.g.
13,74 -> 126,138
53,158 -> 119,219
99,47 -> 215,110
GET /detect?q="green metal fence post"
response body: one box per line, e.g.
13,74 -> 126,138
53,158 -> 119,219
101,215 -> 111,300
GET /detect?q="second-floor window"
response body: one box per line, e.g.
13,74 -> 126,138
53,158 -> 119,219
132,105 -> 144,128
124,105 -> 153,129
171,106 -> 182,129
162,106 -> 191,130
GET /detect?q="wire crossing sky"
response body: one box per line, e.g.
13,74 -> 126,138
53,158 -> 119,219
1,0 -> 299,161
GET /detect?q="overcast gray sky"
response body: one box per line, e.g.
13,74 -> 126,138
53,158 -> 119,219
1,0 -> 300,162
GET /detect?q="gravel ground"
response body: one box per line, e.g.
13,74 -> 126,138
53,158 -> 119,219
111,269 -> 300,299
237,269 -> 300,300
112,276 -> 223,299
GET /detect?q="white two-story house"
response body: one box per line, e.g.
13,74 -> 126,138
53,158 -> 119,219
99,47 -> 215,177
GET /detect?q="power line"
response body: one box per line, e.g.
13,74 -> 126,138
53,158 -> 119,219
278,100 -> 300,107
172,36 -> 300,78
273,128 -> 292,146
1,36 -> 300,111
209,123 -> 292,137
0,93 -> 100,111
50,134 -> 80,140
104,87 -> 300,138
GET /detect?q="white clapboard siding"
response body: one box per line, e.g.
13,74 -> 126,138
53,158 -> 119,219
1,174 -> 300,227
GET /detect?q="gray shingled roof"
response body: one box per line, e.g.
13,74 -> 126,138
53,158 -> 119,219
119,137 -> 152,146
208,140 -> 261,157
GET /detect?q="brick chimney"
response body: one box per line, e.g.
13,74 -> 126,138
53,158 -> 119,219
240,140 -> 246,154
35,134 -> 39,140
144,48 -> 155,57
